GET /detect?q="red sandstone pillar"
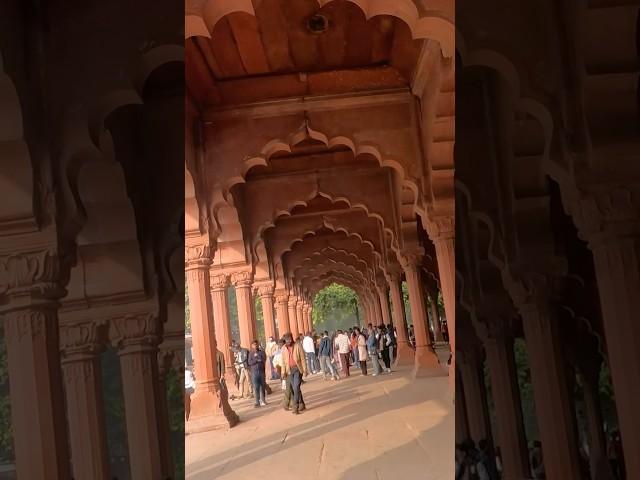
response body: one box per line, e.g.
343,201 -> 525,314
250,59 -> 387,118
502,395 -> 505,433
371,292 -> 383,325
210,273 -> 236,385
457,347 -> 492,443
427,220 -> 455,374
185,244 -> 238,430
112,313 -> 164,479
287,295 -> 299,337
258,285 -> 277,341
377,285 -> 391,326
427,291 -> 444,342
401,251 -> 444,377
484,330 -> 530,479
274,290 -> 289,337
388,272 -> 413,366
0,249 -> 70,480
588,234 -> 640,478
518,297 -> 582,480
581,358 -> 615,480
296,300 -> 305,334
231,271 -> 257,348
60,320 -> 110,480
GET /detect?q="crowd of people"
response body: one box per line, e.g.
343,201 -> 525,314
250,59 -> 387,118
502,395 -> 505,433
185,323 -> 401,417
455,433 -> 627,480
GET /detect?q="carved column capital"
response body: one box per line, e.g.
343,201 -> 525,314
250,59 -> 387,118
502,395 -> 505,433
185,244 -> 212,270
112,312 -> 161,352
425,216 -> 454,242
0,248 -> 62,301
209,272 -> 229,292
399,247 -> 425,270
288,296 -> 298,308
230,270 -> 253,288
257,284 -> 274,298
274,290 -> 289,304
60,320 -> 108,359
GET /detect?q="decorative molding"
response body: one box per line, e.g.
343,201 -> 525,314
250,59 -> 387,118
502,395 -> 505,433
185,244 -> 212,270
257,284 -> 274,298
425,216 -> 454,241
3,309 -> 47,345
112,312 -> 160,351
60,319 -> 107,357
399,247 -> 425,270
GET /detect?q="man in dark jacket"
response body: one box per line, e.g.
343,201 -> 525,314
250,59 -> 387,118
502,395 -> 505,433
247,340 -> 267,407
318,331 -> 339,380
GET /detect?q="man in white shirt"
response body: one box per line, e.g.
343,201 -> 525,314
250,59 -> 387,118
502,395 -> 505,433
184,366 -> 196,421
265,336 -> 278,379
302,332 -> 318,376
334,329 -> 352,377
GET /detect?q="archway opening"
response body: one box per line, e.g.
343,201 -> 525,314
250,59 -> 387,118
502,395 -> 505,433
311,283 -> 361,333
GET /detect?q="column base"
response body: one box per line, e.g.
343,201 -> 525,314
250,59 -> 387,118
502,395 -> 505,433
394,342 -> 415,366
412,346 -> 447,378
188,388 -> 239,433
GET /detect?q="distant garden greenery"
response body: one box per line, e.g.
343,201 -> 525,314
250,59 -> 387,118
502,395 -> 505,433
311,283 -> 360,332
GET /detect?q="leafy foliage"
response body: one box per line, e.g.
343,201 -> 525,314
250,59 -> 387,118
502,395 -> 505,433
312,283 -> 360,332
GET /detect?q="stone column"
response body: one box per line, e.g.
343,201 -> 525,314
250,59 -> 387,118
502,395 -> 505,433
210,273 -> 235,385
296,300 -> 305,335
388,272 -> 413,366
457,348 -> 491,443
258,285 -> 277,341
371,292 -> 383,325
287,295 -> 299,337
156,350 -> 175,479
401,250 -> 443,377
427,291 -> 444,342
586,228 -> 640,478
275,290 -> 289,337
580,357 -> 615,480
231,271 -> 257,348
484,330 -> 530,479
0,248 -> 70,479
377,285 -> 391,326
112,312 -> 164,479
516,292 -> 582,480
60,319 -> 110,480
185,244 -> 238,429
427,219 -> 455,369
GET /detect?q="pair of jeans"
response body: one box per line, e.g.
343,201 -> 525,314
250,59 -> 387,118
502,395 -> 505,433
305,352 -> 317,373
381,348 -> 391,369
237,367 -> 251,397
268,356 -> 278,379
360,359 -> 367,375
251,370 -> 265,404
352,349 -> 360,368
388,345 -> 395,363
339,353 -> 351,376
369,349 -> 383,375
289,366 -> 303,407
319,355 -> 337,377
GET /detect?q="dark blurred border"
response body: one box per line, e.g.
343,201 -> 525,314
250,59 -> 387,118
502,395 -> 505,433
0,1 -> 184,478
456,1 -> 638,479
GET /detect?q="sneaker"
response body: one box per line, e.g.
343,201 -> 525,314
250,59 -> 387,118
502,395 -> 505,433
292,407 -> 299,415
260,401 -> 267,406
372,373 -> 378,376
254,404 -> 260,408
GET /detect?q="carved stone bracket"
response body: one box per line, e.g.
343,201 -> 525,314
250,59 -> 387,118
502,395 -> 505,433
60,319 -> 108,359
185,244 -> 212,270
0,247 -> 62,300
399,247 -> 425,270
425,216 -> 454,242
112,312 -> 161,353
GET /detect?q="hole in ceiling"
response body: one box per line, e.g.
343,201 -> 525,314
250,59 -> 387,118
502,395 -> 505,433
307,14 -> 329,34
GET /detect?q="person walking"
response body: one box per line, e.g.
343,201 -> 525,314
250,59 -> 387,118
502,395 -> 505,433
350,329 -> 360,369
281,332 -> 308,414
248,340 -> 267,407
318,331 -> 340,380
335,329 -> 352,377
367,325 -> 385,376
302,331 -> 318,375
379,325 -> 392,373
232,343 -> 252,399
265,336 -> 278,380
386,323 -> 396,363
184,365 -> 196,421
356,327 -> 368,375
273,339 -> 284,382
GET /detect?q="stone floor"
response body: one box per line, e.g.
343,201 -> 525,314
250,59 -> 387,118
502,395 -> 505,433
186,364 -> 454,480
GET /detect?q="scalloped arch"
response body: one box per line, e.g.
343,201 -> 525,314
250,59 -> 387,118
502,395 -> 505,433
186,0 -> 454,57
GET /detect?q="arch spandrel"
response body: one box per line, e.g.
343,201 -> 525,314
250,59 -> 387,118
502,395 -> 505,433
290,250 -> 375,287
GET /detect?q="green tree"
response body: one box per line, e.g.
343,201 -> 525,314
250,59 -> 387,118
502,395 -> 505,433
312,283 -> 360,332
